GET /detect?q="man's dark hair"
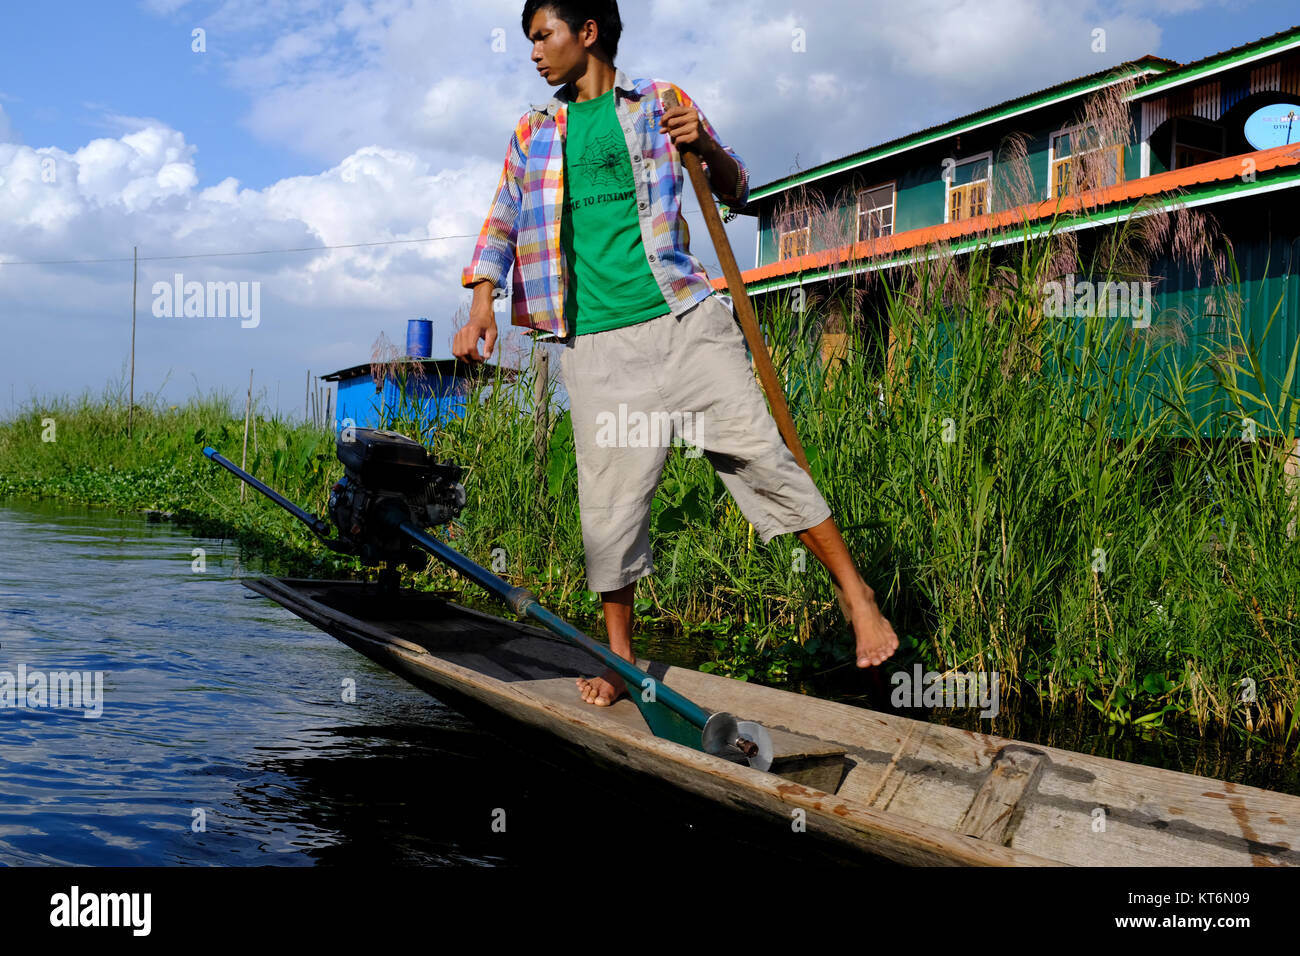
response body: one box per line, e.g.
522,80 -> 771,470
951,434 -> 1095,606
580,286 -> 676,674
522,1 -> 622,61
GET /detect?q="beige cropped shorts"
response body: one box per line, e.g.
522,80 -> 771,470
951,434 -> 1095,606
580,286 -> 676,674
558,292 -> 832,593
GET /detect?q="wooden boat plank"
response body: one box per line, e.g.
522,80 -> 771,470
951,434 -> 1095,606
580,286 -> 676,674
958,747 -> 1047,844
244,577 -> 1058,866
514,677 -> 849,792
1028,755 -> 1299,865
621,659 -> 1300,864
645,665 -> 1005,826
244,578 -> 1300,867
276,580 -> 598,682
838,728 -> 990,828
386,647 -> 1062,866
514,677 -> 650,735
1012,800 -> 1299,866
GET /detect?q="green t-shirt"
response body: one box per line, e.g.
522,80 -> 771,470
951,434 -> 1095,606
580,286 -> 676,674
561,89 -> 670,335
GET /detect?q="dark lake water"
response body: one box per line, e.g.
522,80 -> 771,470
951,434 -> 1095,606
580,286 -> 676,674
2,497 -> 1295,868
0,498 -> 858,866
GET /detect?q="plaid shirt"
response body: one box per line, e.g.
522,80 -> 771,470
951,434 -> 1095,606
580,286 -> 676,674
461,69 -> 749,339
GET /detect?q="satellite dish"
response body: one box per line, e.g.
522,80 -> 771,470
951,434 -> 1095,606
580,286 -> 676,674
1244,103 -> 1300,150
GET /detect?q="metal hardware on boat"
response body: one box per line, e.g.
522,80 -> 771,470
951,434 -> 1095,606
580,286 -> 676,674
703,712 -> 773,771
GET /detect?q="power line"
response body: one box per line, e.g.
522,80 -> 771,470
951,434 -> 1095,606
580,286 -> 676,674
0,233 -> 479,267
0,197 -> 742,271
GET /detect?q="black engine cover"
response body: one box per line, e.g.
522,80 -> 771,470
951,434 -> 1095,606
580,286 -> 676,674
327,427 -> 465,572
336,427 -> 438,492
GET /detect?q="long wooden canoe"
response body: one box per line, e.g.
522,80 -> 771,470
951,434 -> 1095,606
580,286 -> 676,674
243,576 -> 1299,867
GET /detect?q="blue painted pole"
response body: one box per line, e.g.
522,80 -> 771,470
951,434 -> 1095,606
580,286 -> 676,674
200,444 -> 732,754
396,519 -> 713,733
204,447 -> 330,536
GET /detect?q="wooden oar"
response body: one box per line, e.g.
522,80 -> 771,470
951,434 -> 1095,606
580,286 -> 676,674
663,90 -> 854,622
661,88 -> 810,473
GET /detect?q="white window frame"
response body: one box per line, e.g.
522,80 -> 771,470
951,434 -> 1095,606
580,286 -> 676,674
943,151 -> 992,224
855,181 -> 896,242
777,206 -> 811,261
1048,123 -> 1124,198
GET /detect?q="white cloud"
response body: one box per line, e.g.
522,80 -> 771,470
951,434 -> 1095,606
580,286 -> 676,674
0,0 -> 1242,408
70,127 -> 198,209
207,0 -> 1184,180
0,117 -> 505,410
133,0 -> 1194,194
1,119 -> 497,300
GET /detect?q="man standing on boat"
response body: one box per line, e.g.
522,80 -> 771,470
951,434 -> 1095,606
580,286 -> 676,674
455,0 -> 898,705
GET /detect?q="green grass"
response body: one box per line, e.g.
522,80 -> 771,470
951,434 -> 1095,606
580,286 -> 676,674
3,214 -> 1298,749
0,385 -> 358,576
751,231 -> 1300,746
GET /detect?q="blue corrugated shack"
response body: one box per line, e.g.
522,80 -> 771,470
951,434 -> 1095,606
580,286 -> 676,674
322,357 -> 476,431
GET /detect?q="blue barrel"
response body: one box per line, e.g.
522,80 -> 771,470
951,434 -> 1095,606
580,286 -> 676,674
406,318 -> 432,358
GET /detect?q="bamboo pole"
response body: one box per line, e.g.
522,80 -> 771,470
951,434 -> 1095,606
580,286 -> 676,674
660,89 -> 809,473
128,246 -> 137,437
240,369 -> 253,502
533,349 -> 550,486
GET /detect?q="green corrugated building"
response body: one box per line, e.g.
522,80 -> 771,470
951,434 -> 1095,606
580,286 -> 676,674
728,26 -> 1300,438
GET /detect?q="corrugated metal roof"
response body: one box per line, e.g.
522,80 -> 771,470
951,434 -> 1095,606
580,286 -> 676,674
719,141 -> 1300,290
746,56 -> 1174,201
748,24 -> 1300,202
322,357 -> 516,382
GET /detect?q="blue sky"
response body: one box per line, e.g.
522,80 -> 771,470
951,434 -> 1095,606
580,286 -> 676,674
3,3 -> 299,190
1,0 -> 1297,417
4,1 -> 1292,192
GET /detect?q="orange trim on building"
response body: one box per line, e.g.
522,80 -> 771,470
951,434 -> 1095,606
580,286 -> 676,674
714,141 -> 1300,291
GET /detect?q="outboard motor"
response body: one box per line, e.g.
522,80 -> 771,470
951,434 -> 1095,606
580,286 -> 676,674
327,427 -> 466,571
201,428 -> 774,770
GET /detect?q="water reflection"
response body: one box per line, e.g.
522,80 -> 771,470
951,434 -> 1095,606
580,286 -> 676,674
0,499 -> 869,867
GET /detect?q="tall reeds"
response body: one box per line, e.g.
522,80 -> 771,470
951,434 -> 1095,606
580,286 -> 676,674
3,66 -> 1296,743
396,69 -> 1299,743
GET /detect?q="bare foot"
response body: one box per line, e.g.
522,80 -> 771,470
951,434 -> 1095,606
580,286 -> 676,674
848,591 -> 899,668
576,668 -> 628,706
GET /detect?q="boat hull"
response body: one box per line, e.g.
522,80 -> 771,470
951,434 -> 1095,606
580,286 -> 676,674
243,577 -> 1300,867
